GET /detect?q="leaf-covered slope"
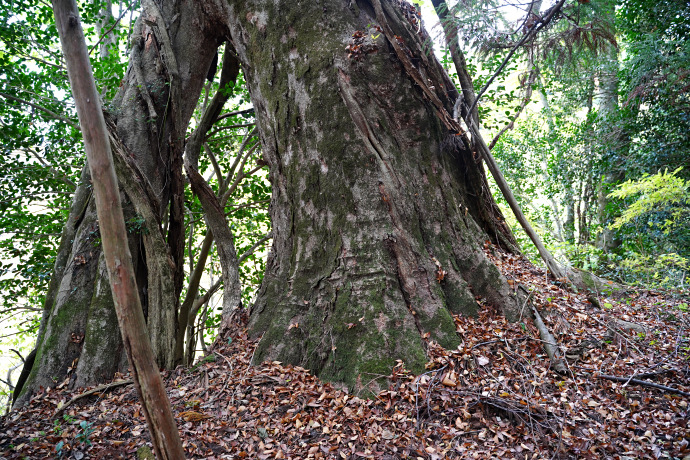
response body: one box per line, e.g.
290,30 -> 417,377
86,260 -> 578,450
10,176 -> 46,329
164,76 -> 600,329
1,248 -> 688,459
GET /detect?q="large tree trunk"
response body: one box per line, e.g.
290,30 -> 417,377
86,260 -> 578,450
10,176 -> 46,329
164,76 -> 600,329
220,0 -> 522,393
14,1 -> 221,406
18,0 -> 526,403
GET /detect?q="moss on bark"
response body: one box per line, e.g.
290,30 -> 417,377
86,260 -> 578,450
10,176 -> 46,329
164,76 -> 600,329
17,0 -> 224,405
229,0 -> 520,393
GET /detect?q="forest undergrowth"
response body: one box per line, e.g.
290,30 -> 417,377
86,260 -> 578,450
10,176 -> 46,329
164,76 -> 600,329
1,245 -> 688,459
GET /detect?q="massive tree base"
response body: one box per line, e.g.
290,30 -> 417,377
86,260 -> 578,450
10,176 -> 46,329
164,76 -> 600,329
239,0 -> 524,392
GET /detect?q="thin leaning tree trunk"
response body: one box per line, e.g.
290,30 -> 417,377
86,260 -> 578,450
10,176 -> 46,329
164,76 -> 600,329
184,45 -> 245,339
470,119 -> 566,280
51,2 -> 185,459
431,0 -> 567,281
431,1 -> 631,299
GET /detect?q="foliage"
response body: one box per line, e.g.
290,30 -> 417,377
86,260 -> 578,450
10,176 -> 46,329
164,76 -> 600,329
608,168 -> 688,232
75,420 -> 94,446
0,0 -> 83,342
605,168 -> 689,288
617,0 -> 690,181
182,66 -> 271,344
617,251 -> 688,289
491,95 -> 600,263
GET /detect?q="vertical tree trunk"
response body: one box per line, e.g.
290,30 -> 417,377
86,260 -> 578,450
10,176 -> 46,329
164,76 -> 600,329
15,0 -> 223,406
564,196 -> 576,243
594,23 -> 624,252
220,0 -> 523,393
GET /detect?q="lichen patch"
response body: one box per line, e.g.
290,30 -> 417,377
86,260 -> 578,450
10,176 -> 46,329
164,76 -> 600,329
375,311 -> 387,333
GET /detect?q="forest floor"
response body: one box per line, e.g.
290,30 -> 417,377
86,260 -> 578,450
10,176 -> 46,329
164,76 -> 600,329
1,246 -> 688,460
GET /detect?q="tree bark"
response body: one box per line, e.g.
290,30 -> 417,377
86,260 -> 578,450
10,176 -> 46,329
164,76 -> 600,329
15,0 -> 223,405
215,0 -> 523,393
50,2 -> 185,457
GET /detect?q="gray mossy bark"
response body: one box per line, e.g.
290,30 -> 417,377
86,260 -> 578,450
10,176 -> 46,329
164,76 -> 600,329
15,0 -> 222,406
18,0 -> 531,403
218,0 -> 523,393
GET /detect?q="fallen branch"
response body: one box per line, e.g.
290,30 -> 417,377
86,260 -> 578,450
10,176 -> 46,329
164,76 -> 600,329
54,379 -> 133,417
470,119 -> 567,280
608,318 -> 646,336
634,369 -> 676,380
596,374 -> 690,397
531,304 -> 568,375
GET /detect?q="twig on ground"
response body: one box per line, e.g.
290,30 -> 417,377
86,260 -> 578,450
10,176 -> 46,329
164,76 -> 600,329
596,374 -> 690,397
54,379 -> 133,418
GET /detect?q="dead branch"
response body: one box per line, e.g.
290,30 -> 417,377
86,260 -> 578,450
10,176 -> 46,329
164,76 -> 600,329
216,107 -> 255,122
596,374 -> 690,397
531,304 -> 568,375
54,379 -> 133,418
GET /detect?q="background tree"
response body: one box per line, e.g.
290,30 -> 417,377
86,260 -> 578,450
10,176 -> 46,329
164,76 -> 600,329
3,0 -> 269,406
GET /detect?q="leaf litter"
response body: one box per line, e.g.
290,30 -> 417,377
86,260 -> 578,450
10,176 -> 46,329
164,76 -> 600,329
1,246 -> 688,459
